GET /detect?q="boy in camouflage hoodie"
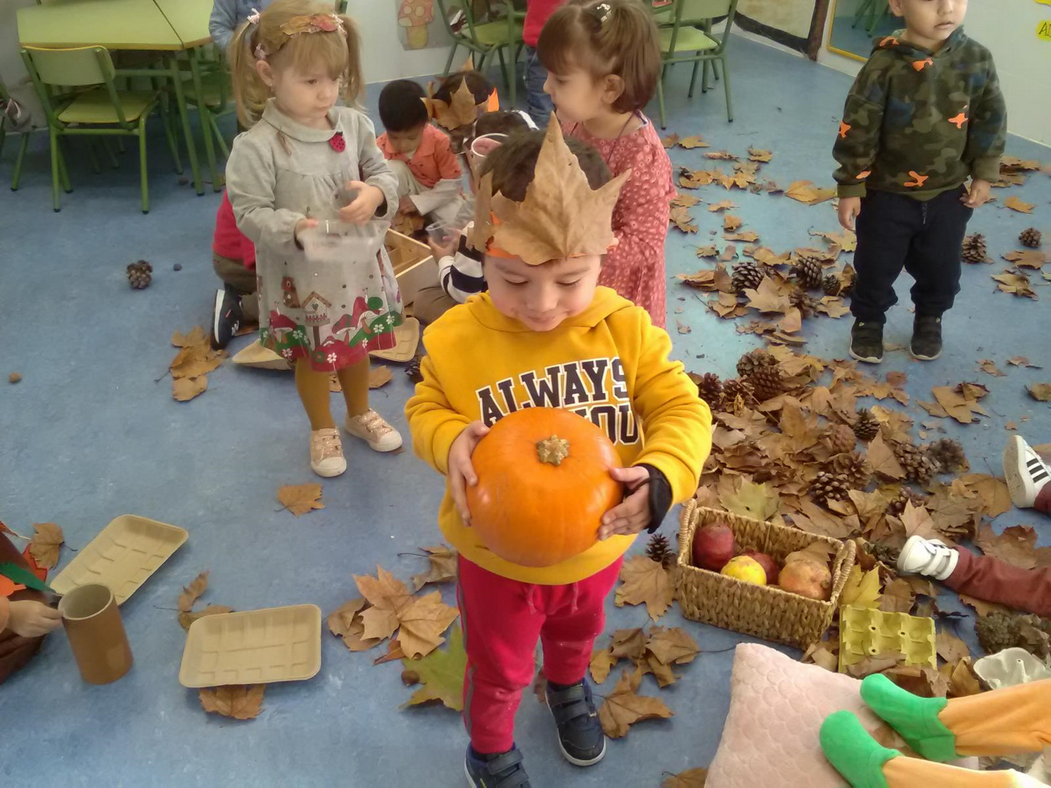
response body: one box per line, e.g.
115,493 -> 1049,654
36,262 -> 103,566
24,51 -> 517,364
833,0 -> 1006,363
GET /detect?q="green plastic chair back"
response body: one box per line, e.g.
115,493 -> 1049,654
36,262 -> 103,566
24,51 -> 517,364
24,45 -> 114,88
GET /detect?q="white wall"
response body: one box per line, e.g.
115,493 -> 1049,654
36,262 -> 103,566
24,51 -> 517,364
818,0 -> 1051,146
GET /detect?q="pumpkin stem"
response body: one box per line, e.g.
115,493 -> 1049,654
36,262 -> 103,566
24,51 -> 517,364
536,435 -> 570,466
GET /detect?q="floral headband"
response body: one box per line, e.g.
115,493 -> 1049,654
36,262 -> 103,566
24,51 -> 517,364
248,10 -> 347,61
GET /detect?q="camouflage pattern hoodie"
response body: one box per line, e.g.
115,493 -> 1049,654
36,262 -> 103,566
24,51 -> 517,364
833,28 -> 1006,201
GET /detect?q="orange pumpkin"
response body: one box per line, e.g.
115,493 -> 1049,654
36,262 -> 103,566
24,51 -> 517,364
465,407 -> 623,568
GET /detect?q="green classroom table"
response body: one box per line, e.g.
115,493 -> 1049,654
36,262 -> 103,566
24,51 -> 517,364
17,0 -> 219,195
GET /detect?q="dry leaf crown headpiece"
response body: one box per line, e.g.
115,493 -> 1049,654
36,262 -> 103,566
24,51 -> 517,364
468,120 -> 630,266
254,12 -> 347,60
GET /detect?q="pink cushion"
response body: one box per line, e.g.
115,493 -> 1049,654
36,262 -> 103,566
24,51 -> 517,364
707,644 -> 978,787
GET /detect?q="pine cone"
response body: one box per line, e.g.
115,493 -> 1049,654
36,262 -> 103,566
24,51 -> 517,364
721,378 -> 752,406
962,233 -> 989,264
790,289 -> 817,318
792,255 -> 823,290
646,533 -> 676,569
405,357 -> 424,384
693,372 -> 723,409
894,442 -> 938,485
822,274 -> 842,297
867,541 -> 901,567
826,424 -> 857,455
852,408 -> 879,442
811,471 -> 849,502
924,438 -> 968,474
829,450 -> 871,490
748,365 -> 784,402
736,349 -> 776,379
887,488 -> 929,517
126,260 -> 153,290
1020,227 -> 1042,249
731,262 -> 763,294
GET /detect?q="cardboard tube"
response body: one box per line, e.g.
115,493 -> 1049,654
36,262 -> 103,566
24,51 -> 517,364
59,584 -> 132,685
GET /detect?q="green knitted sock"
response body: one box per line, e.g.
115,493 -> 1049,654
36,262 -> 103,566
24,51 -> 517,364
860,674 -> 956,762
819,711 -> 899,788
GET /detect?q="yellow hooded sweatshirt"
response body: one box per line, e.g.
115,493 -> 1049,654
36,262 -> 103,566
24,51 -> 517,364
405,287 -> 712,585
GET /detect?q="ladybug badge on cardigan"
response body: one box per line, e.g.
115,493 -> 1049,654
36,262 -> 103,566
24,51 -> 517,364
329,132 -> 346,152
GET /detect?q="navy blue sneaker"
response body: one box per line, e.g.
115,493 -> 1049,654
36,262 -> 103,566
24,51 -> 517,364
545,679 -> 607,767
211,286 -> 243,350
464,745 -> 531,788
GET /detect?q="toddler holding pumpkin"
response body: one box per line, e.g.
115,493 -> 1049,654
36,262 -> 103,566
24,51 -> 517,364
405,122 -> 711,788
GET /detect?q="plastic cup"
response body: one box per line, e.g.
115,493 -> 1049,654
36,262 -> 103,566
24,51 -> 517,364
466,132 -> 508,177
425,221 -> 461,246
59,584 -> 133,684
299,221 -> 386,266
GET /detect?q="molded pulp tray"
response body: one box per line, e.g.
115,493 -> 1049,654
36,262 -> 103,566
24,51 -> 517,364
51,515 -> 188,605
179,604 -> 322,688
838,605 -> 937,673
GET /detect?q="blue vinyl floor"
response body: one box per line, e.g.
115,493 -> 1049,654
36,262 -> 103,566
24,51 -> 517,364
0,34 -> 1048,787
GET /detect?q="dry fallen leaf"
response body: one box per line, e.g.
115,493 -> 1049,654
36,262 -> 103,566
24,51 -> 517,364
932,386 -> 985,424
663,768 -> 709,788
28,522 -> 64,570
974,522 -> 1037,569
748,147 -> 772,163
705,150 -> 738,161
590,648 -> 620,684
411,545 -> 458,591
839,566 -> 882,609
327,597 -> 381,652
402,624 -> 466,711
368,366 -> 393,389
959,593 -> 1009,617
676,320 -> 692,335
744,277 -> 791,314
1008,356 -> 1040,368
178,570 -> 210,612
396,591 -> 459,659
785,180 -> 837,205
1027,383 -> 1051,402
645,626 -> 700,666
679,135 -> 709,149
723,214 -> 742,232
615,556 -> 675,621
992,271 -> 1037,299
708,200 -> 736,213
1003,250 -> 1047,269
172,327 -> 207,347
946,658 -> 983,698
867,434 -> 905,480
277,483 -> 324,516
1004,196 -> 1035,213
959,474 -> 1012,518
936,630 -> 971,664
978,359 -> 1006,377
172,376 -> 208,402
719,478 -> 780,520
661,133 -> 680,148
179,605 -> 234,631
199,684 -> 265,720
356,566 -> 415,642
597,668 -> 674,738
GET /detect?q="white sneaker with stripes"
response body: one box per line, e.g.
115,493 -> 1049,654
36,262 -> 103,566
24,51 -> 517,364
1002,435 -> 1050,509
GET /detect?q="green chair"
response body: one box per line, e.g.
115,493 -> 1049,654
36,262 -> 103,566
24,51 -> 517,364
181,48 -> 236,179
852,0 -> 891,36
655,0 -> 738,128
21,46 -> 180,213
435,0 -> 524,106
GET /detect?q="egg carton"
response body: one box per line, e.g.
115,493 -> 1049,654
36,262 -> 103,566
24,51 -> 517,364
838,605 -> 936,673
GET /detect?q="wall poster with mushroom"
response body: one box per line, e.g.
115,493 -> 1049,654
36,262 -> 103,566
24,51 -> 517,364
397,0 -> 449,50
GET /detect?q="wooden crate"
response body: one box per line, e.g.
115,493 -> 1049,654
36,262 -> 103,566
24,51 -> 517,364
386,229 -> 437,305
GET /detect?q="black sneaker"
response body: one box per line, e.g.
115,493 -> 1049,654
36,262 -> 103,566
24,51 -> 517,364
911,316 -> 942,361
545,679 -> 607,767
211,286 -> 243,350
849,320 -> 884,364
464,745 -> 531,788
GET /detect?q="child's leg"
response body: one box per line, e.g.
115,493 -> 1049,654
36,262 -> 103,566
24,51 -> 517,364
386,159 -> 421,201
820,710 -> 1040,788
295,358 -> 335,430
904,185 -> 972,320
412,286 -> 458,324
943,547 -> 1051,617
212,252 -> 259,321
939,679 -> 1051,757
850,191 -> 921,324
540,558 -> 623,685
334,356 -> 369,418
456,557 -> 545,755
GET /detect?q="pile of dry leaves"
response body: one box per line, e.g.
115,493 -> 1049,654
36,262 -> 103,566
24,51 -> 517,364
168,327 -> 225,402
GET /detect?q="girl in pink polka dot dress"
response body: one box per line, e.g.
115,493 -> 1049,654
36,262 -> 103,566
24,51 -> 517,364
537,0 -> 674,328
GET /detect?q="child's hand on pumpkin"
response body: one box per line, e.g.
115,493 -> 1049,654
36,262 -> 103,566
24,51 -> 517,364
339,181 -> 385,224
599,466 -> 652,540
448,421 -> 490,524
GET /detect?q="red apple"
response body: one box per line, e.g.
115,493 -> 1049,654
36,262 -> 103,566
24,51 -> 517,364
692,523 -> 736,571
740,550 -> 779,585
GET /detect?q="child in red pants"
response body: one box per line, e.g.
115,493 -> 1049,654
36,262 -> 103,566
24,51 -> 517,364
405,123 -> 711,787
897,436 -> 1051,616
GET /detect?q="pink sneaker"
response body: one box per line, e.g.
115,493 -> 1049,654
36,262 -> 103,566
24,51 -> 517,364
345,409 -> 403,452
310,428 -> 346,477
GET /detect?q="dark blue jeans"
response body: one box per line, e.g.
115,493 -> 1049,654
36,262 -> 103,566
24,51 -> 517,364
850,186 -> 973,324
524,46 -> 554,129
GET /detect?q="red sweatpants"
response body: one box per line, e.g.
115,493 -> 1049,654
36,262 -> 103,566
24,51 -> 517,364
945,547 -> 1051,618
456,555 -> 624,755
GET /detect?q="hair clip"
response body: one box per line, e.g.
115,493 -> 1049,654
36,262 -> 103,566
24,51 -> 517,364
254,42 -> 268,61
247,8 -> 261,25
593,2 -> 612,24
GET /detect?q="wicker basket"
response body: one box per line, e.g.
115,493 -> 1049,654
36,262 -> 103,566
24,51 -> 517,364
677,501 -> 855,650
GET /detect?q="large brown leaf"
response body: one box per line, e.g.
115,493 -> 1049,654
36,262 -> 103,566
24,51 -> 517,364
614,557 -> 675,621
597,668 -> 674,738
199,684 -> 265,720
28,522 -> 64,569
590,648 -> 620,684
277,483 -> 325,516
326,598 -> 381,652
935,630 -> 970,664
355,566 -> 415,641
645,626 -> 700,666
974,523 -> 1037,569
959,475 -> 1012,518
411,545 -> 458,591
395,590 -> 459,659
663,768 -> 709,787
744,277 -> 791,314
368,366 -> 393,389
402,624 -> 466,711
867,434 -> 905,480
172,376 -> 208,402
